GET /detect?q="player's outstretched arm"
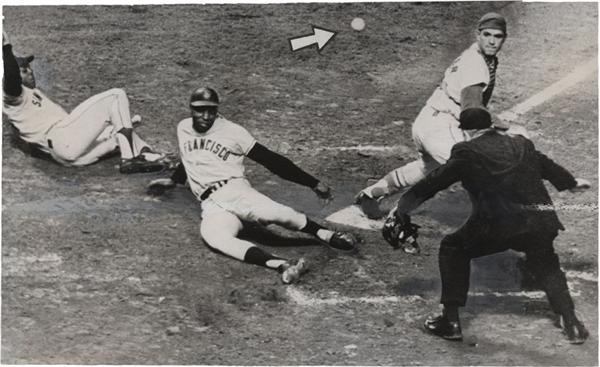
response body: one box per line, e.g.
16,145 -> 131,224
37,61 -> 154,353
2,32 -> 23,99
246,143 -> 330,200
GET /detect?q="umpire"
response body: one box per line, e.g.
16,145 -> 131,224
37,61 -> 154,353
383,105 -> 591,344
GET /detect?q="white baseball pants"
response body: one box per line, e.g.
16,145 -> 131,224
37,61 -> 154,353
199,178 -> 308,261
46,88 -> 150,166
362,105 -> 469,198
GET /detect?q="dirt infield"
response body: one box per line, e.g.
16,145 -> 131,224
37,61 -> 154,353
2,2 -> 597,365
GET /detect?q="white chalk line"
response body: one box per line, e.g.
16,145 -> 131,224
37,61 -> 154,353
287,270 -> 595,306
326,58 -> 598,229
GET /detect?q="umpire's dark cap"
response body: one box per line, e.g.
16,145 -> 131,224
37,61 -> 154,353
190,87 -> 219,108
16,55 -> 34,67
477,12 -> 507,35
459,107 -> 492,130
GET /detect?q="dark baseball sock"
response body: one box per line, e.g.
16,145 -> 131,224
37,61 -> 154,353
116,127 -> 135,159
442,304 -> 460,323
300,218 -> 334,243
300,218 -> 325,235
243,246 -> 288,270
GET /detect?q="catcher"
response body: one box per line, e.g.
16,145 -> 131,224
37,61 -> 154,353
147,87 -> 358,284
383,104 -> 591,344
2,31 -> 169,173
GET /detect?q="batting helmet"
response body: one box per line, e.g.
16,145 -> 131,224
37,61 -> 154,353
190,87 -> 219,108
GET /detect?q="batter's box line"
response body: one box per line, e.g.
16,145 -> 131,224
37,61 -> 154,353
287,273 -> 592,306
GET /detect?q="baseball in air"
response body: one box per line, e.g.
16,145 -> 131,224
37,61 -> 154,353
351,17 -> 365,31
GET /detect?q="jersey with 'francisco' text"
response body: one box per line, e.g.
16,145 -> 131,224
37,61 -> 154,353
177,116 -> 256,200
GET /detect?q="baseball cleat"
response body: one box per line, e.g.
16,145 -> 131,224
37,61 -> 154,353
561,316 -> 589,344
119,156 -> 169,174
355,192 -> 385,219
424,314 -> 463,341
281,258 -> 308,284
327,232 -> 358,253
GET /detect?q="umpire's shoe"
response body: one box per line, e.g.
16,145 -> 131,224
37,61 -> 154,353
355,192 -> 385,220
424,314 -> 463,341
561,315 -> 589,344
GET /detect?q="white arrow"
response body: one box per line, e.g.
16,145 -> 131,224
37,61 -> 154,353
289,26 -> 336,52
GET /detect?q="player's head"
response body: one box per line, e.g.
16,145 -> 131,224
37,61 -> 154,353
17,55 -> 35,88
189,87 -> 219,133
476,12 -> 507,57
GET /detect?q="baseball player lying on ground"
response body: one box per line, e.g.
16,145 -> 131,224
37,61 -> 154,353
356,12 -> 526,219
2,31 -> 169,173
383,105 -> 591,344
147,87 -> 358,284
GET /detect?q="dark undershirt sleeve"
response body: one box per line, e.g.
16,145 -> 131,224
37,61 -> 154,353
247,142 -> 319,189
3,44 -> 23,97
396,149 -> 467,215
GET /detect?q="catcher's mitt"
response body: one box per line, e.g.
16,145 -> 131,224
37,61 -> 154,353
382,210 -> 420,254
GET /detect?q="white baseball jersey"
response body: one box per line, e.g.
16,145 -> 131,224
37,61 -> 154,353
177,116 -> 257,200
426,42 -> 496,119
3,86 -> 67,151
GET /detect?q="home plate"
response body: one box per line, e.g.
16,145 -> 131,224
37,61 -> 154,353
326,205 -> 385,230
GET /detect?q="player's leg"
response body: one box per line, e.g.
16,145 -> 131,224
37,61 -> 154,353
199,204 -> 306,284
424,229 -> 484,341
214,181 -> 358,252
518,233 -> 589,344
357,107 -> 453,218
250,191 -> 358,252
47,88 -> 133,162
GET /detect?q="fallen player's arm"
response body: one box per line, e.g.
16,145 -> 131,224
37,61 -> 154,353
3,42 -> 23,101
246,142 -> 319,189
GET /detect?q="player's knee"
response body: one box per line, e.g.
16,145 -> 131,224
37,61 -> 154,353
51,143 -> 83,162
200,224 -> 229,251
107,88 -> 127,100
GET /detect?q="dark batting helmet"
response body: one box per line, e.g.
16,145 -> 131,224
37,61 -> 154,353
190,87 -> 219,108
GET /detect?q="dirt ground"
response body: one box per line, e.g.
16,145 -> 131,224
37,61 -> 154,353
2,2 -> 598,365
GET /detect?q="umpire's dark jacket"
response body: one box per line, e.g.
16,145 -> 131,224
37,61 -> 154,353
397,129 -> 577,239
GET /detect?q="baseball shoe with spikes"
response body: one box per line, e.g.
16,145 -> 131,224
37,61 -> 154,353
326,232 -> 358,253
119,154 -> 170,174
355,192 -> 385,219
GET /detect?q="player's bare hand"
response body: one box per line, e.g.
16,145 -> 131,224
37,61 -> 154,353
313,182 -> 333,204
570,178 -> 591,193
147,178 -> 176,196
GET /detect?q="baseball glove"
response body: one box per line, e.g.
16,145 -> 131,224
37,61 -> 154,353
382,210 -> 420,254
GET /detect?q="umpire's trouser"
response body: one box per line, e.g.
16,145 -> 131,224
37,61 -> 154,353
439,227 -> 575,316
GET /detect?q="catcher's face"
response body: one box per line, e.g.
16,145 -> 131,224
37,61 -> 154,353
19,64 -> 36,89
191,106 -> 218,133
476,28 -> 506,56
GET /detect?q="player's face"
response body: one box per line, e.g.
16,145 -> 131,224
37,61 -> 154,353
19,65 -> 36,88
476,29 -> 506,56
191,106 -> 218,133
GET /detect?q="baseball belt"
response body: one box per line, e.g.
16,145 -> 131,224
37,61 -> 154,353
200,180 -> 229,200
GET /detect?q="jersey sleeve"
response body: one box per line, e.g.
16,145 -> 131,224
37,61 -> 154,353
456,50 -> 489,90
234,124 -> 257,155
